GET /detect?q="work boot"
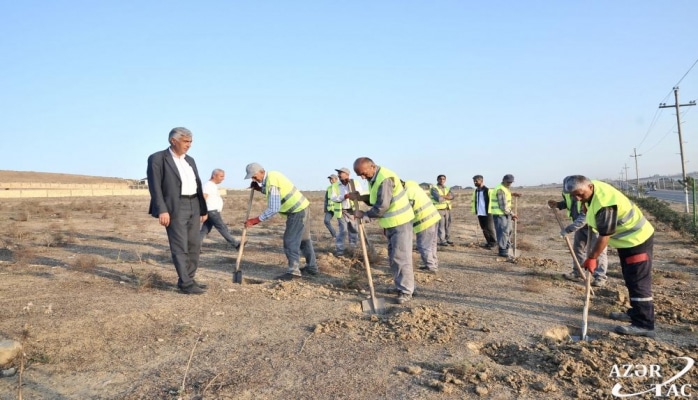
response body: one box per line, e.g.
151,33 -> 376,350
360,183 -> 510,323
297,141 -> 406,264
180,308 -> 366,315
614,325 -> 655,338
300,266 -> 318,276
192,280 -> 208,289
418,266 -> 437,275
592,277 -> 607,287
397,292 -> 412,304
179,284 -> 205,295
562,272 -> 582,282
609,311 -> 632,322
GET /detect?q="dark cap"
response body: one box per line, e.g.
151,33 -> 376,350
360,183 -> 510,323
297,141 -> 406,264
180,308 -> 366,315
502,174 -> 515,183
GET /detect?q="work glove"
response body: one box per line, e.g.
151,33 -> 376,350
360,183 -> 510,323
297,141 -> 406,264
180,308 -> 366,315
583,258 -> 597,274
344,191 -> 360,201
249,181 -> 262,191
245,217 -> 261,228
547,200 -> 558,208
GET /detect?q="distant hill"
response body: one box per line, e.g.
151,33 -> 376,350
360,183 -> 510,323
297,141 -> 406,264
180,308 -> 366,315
0,170 -> 129,185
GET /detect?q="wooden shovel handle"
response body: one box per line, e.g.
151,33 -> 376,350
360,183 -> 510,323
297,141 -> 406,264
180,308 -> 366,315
234,190 -> 255,273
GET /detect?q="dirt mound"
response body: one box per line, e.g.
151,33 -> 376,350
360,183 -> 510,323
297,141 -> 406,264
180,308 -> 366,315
314,305 -> 472,344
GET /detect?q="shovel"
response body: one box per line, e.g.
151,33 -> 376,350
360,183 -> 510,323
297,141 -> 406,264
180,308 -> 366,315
233,190 -> 254,284
512,196 -> 522,258
550,208 -> 594,340
358,222 -> 385,313
351,194 -> 385,314
550,208 -> 595,296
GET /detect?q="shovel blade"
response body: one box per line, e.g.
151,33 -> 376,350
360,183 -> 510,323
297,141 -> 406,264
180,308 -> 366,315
361,297 -> 386,314
232,270 -> 243,284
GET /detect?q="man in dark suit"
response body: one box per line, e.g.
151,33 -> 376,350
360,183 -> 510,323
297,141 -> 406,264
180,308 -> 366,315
147,127 -> 208,294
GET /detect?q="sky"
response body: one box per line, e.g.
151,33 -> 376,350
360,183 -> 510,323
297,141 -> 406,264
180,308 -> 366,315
2,1 -> 697,190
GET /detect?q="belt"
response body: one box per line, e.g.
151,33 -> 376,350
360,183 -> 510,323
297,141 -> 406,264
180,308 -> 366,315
180,194 -> 197,199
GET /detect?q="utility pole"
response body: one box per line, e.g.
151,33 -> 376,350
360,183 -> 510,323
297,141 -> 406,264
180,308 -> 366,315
659,86 -> 696,212
623,164 -> 630,191
631,148 -> 642,195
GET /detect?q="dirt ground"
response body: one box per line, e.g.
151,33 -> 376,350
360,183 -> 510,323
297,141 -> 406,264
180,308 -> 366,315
0,175 -> 696,399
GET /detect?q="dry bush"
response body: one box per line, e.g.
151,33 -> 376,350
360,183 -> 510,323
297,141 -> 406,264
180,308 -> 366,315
671,258 -> 697,266
652,271 -> 665,286
72,254 -> 99,271
131,267 -> 169,291
522,277 -> 546,293
15,210 -> 29,222
514,240 -> 534,251
56,209 -> 72,220
8,222 -> 29,241
13,246 -> 37,265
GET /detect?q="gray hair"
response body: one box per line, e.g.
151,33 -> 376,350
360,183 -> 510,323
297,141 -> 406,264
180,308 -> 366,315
563,175 -> 591,193
211,168 -> 224,178
168,127 -> 192,141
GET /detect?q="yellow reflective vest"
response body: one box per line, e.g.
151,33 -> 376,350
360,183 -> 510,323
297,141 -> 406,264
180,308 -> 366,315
404,180 -> 441,233
585,180 -> 654,249
488,184 -> 511,215
431,185 -> 452,210
325,183 -> 342,218
368,167 -> 414,229
562,192 -> 582,220
265,171 -> 309,215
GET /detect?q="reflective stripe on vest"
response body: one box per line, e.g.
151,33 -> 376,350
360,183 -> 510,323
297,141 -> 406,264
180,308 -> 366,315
404,180 -> 441,233
368,167 -> 415,229
432,185 -> 452,210
265,171 -> 309,215
585,180 -> 654,248
488,184 -> 511,215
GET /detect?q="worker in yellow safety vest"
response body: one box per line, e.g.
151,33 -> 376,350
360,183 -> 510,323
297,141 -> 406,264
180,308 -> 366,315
489,174 -> 520,260
402,180 -> 441,274
565,175 -> 655,338
324,174 -> 341,239
244,162 -> 317,280
350,157 -> 415,304
431,174 -> 454,246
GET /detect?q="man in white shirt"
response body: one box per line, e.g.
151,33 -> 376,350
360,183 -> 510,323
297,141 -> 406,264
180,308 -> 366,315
200,169 -> 241,249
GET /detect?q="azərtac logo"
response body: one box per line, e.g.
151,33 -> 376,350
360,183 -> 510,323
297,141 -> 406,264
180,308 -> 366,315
609,356 -> 694,398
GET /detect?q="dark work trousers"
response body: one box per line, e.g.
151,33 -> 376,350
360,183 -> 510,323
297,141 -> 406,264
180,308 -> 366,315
618,234 -> 655,330
200,210 -> 238,246
166,197 -> 202,288
323,211 -> 337,238
477,214 -> 497,246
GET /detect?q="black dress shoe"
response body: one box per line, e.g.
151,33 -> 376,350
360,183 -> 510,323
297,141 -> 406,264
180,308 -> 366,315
179,285 -> 205,295
193,280 -> 208,289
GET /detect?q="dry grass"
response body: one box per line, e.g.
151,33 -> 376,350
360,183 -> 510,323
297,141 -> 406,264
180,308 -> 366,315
72,254 -> 99,271
7,222 -> 29,241
12,246 -> 36,265
522,277 -> 547,293
663,270 -> 691,281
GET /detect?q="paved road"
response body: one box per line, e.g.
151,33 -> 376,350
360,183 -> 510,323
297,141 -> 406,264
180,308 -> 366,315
645,189 -> 693,203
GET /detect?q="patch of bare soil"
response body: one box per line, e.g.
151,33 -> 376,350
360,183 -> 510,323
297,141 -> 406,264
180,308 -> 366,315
0,186 -> 696,399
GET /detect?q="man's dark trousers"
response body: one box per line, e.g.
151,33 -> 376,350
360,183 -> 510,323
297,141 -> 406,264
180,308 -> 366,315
167,197 -> 202,288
